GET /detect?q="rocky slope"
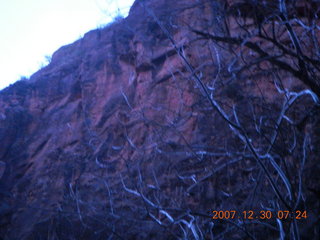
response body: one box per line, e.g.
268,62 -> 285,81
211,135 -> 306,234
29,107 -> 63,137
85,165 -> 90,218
0,0 -> 319,239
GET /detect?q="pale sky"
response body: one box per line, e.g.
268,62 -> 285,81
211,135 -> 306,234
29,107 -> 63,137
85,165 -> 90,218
0,0 -> 135,90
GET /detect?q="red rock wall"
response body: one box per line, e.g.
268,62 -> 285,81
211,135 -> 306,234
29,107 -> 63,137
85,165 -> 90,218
0,0 -> 319,239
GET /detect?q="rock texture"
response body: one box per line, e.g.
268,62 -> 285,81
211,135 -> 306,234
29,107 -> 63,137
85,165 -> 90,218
0,0 -> 319,239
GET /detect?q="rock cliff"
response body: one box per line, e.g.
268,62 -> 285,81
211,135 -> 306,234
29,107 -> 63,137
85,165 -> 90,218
0,0 -> 319,239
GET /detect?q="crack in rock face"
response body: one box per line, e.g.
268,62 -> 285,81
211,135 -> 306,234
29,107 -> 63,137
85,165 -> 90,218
0,161 -> 5,179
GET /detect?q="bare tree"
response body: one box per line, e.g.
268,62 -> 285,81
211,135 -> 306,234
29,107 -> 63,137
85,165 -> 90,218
117,0 -> 320,239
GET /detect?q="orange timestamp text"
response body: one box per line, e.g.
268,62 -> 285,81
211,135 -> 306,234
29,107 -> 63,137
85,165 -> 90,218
212,210 -> 307,220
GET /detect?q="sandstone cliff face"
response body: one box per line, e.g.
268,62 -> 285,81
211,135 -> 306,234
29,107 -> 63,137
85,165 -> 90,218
0,0 -> 319,239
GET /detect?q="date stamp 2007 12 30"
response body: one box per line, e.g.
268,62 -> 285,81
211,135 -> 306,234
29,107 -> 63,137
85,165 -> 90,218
211,210 -> 307,220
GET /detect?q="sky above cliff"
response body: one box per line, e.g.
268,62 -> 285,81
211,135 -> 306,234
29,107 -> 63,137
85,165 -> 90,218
0,0 -> 134,90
